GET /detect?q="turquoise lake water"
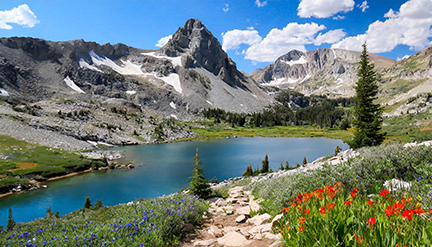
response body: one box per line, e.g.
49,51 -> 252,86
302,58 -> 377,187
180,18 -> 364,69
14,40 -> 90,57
0,137 -> 348,226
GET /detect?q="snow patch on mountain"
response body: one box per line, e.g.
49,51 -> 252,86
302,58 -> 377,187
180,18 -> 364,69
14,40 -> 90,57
126,91 -> 136,95
0,88 -> 9,96
64,76 -> 85,93
170,102 -> 176,109
142,52 -> 182,67
89,50 -> 144,75
282,56 -> 307,66
78,59 -> 103,72
156,73 -> 182,94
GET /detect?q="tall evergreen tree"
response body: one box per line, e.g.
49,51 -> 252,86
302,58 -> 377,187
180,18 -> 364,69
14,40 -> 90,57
349,42 -> 386,149
188,149 -> 211,199
261,154 -> 269,173
7,208 -> 15,230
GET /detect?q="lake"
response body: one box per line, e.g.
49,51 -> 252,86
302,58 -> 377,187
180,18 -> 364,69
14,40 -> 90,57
0,137 -> 348,225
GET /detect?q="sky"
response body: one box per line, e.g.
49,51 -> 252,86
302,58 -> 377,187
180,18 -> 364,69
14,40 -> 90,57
1,0 -> 432,74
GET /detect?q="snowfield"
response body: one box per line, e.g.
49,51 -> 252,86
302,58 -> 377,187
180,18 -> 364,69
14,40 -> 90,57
0,88 -> 9,97
282,56 -> 307,66
64,76 -> 85,94
142,52 -> 182,67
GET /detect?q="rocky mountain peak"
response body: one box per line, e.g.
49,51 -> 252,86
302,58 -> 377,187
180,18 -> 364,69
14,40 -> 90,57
156,19 -> 243,86
276,50 -> 305,63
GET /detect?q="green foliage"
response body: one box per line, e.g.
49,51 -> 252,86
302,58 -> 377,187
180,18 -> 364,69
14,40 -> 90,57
46,206 -> 54,218
349,43 -> 386,149
94,199 -> 103,210
243,164 -> 254,177
84,196 -> 92,209
335,145 -> 342,156
7,208 -> 15,231
0,193 -> 208,246
188,149 -> 211,199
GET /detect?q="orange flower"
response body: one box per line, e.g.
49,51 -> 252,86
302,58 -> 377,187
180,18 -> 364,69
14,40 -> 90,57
367,217 -> 376,227
304,209 -> 310,215
299,225 -> 305,232
353,187 -> 358,192
298,217 -> 306,224
380,190 -> 390,197
329,203 -> 335,209
414,207 -> 425,215
344,200 -> 352,206
350,191 -> 357,198
355,235 -> 362,244
401,209 -> 414,221
395,202 -> 404,209
385,206 -> 395,217
319,206 -> 326,215
367,200 -> 373,206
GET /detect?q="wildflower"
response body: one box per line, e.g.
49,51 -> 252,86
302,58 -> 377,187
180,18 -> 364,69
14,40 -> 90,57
350,191 -> 357,198
329,203 -> 335,209
367,217 -> 376,227
299,225 -> 305,232
344,200 -> 352,206
367,200 -> 373,206
303,209 -> 310,215
385,206 -> 395,217
298,217 -> 306,224
319,206 -> 326,215
355,235 -> 362,244
414,207 -> 425,215
353,187 -> 358,192
401,209 -> 414,221
380,190 -> 390,197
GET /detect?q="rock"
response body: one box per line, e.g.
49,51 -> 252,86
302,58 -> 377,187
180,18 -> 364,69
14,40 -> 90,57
239,228 -> 251,238
209,225 -> 223,237
236,206 -> 251,216
235,215 -> 247,223
253,233 -> 263,240
271,214 -> 284,228
249,223 -> 272,235
215,198 -> 227,207
265,232 -> 282,241
193,239 -> 216,246
228,186 -> 243,195
127,164 -> 134,169
269,240 -> 284,247
249,199 -> 260,212
222,226 -> 238,234
217,232 -> 251,247
247,214 -> 272,226
383,178 -> 411,192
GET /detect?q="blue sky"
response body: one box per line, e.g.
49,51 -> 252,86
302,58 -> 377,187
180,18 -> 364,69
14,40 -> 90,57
1,0 -> 431,73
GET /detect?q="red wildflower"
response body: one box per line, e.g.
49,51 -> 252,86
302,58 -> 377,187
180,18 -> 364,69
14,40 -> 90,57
385,206 -> 395,217
355,235 -> 362,244
304,209 -> 310,215
299,225 -> 305,232
414,207 -> 425,215
380,190 -> 390,197
344,200 -> 352,206
401,209 -> 414,221
353,187 -> 358,192
351,191 -> 357,198
367,217 -> 376,227
319,206 -> 326,215
367,200 -> 373,206
298,217 -> 306,224
329,203 -> 335,209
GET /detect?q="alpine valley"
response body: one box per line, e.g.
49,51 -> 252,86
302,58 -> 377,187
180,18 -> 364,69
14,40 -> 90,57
0,18 -> 431,149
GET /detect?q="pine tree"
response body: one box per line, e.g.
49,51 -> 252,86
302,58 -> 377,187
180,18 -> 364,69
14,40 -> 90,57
188,149 -> 211,199
46,206 -> 54,218
7,208 -> 15,230
94,199 -> 103,210
303,157 -> 307,166
243,164 -> 253,176
261,154 -> 269,173
285,161 -> 290,170
349,42 -> 386,149
279,162 -> 284,171
84,197 -> 92,209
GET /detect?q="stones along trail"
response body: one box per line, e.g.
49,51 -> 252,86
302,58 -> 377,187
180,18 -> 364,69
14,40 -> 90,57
180,186 -> 283,247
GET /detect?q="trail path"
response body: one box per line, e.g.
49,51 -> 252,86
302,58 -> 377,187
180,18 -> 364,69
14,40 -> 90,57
180,186 -> 283,247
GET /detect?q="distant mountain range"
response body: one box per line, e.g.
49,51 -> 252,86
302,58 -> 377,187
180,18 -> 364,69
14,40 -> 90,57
0,18 -> 431,147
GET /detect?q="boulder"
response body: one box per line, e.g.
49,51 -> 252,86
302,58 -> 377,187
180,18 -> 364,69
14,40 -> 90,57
217,232 -> 251,247
215,198 -> 227,207
247,214 -> 271,226
236,206 -> 251,216
271,214 -> 284,228
209,225 -> 223,237
235,214 -> 247,223
193,239 -> 216,246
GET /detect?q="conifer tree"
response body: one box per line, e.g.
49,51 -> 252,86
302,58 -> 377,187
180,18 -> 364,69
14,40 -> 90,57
349,42 -> 386,148
285,161 -> 289,170
7,208 -> 15,230
243,164 -> 253,176
303,157 -> 307,166
95,199 -> 103,210
188,149 -> 211,199
261,154 -> 269,173
84,196 -> 92,209
279,162 -> 284,171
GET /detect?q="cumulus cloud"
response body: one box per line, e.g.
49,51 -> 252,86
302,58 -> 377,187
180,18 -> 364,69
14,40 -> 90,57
333,15 -> 346,20
223,4 -> 230,13
397,55 -> 410,61
155,35 -> 172,47
221,29 -> 262,51
244,23 -> 345,62
332,0 -> 432,53
0,4 -> 39,30
358,1 -> 369,12
298,0 -> 355,18
255,0 -> 268,8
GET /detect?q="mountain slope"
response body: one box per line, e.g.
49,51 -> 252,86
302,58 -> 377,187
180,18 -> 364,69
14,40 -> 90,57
251,48 -> 395,97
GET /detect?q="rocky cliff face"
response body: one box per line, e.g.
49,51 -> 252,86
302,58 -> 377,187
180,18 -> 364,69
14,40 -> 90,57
251,48 -> 395,97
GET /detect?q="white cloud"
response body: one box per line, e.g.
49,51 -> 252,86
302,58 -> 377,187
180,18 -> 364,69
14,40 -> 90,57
155,35 -> 172,48
222,29 -> 262,51
298,0 -> 355,18
333,15 -> 346,20
0,4 -> 39,30
332,0 -> 432,53
314,29 -> 346,46
244,22 -> 345,62
247,26 -> 255,30
255,0 -> 268,8
223,4 -> 230,13
358,1 -> 369,12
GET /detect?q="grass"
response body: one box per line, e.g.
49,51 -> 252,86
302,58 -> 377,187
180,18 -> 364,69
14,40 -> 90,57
0,136 -> 104,194
0,193 -> 209,246
181,122 -> 354,142
383,111 -> 432,143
